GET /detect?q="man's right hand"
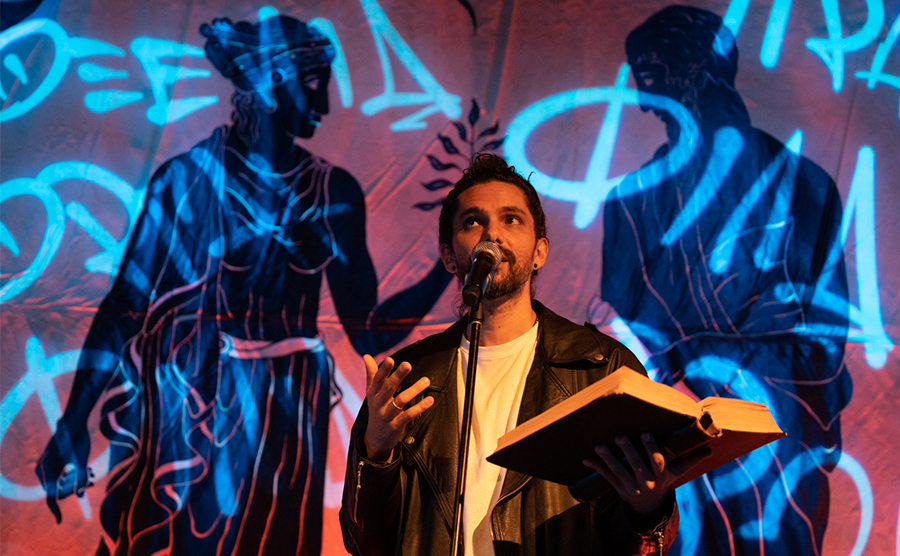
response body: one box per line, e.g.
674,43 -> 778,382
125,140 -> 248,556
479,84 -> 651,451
362,355 -> 434,462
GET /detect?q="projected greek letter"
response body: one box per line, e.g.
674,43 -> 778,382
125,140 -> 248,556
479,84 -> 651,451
0,19 -> 122,121
0,162 -> 142,302
505,64 -> 699,229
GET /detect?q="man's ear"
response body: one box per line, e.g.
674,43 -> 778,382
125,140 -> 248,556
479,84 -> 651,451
440,243 -> 457,273
532,237 -> 549,271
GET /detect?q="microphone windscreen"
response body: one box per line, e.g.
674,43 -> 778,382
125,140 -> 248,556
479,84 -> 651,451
471,241 -> 502,271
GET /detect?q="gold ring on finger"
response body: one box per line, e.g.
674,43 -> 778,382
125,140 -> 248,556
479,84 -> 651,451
390,398 -> 403,411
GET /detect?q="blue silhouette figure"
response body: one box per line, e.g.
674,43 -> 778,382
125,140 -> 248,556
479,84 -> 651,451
36,13 -> 450,556
597,6 -> 851,555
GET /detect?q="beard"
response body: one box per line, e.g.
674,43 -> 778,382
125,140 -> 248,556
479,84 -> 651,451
457,245 -> 533,301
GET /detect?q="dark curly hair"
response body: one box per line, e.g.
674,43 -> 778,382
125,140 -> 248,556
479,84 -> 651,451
438,153 -> 547,251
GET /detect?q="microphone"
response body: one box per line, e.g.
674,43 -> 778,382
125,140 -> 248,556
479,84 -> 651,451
462,241 -> 502,307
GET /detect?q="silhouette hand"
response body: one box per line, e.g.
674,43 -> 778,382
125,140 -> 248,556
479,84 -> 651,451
36,421 -> 93,523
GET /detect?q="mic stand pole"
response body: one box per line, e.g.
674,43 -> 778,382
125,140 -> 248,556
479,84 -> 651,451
450,300 -> 484,556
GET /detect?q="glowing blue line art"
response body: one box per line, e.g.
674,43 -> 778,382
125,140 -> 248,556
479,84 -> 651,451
358,0 -> 461,130
0,19 -> 123,121
709,130 -> 802,274
753,130 -> 802,271
309,18 -> 352,108
129,37 -> 217,125
84,90 -> 144,113
723,0 -> 888,88
735,449 -> 872,555
855,11 -> 900,118
672,480 -> 702,556
800,146 -> 891,367
806,0 -> 885,92
0,337 -> 110,519
837,147 -> 891,367
0,222 -> 18,255
683,356 -> 778,498
760,0 -> 793,68
661,126 -> 743,246
836,453 -> 873,556
3,50 -> 29,83
506,64 -> 699,229
257,5 -> 279,21
896,498 -> 900,556
0,162 -> 144,302
608,317 -> 655,377
0,180 -> 66,302
722,0 -> 752,37
76,61 -> 128,82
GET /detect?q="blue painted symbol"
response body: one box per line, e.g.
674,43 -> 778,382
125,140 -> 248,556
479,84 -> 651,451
358,0 -> 461,130
855,10 -> 900,117
129,37 -> 217,124
0,337 -> 109,519
505,64 -> 699,229
722,0 -> 888,92
0,18 -> 123,122
1,162 -> 144,302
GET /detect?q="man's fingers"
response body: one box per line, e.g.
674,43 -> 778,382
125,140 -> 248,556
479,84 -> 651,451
584,450 -> 622,491
640,433 -> 666,474
383,361 -> 412,394
592,445 -> 630,484
396,396 -> 434,423
392,377 -> 431,408
363,354 -> 384,394
616,436 -> 650,479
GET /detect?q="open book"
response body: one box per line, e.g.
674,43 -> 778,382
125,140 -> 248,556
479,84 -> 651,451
486,366 -> 785,502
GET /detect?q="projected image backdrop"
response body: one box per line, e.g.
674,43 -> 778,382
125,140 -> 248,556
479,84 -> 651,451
1,0 -> 898,554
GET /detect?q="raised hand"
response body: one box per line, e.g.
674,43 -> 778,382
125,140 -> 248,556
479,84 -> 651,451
362,355 -> 434,462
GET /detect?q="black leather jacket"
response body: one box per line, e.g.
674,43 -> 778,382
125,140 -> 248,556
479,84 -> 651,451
340,302 -> 678,555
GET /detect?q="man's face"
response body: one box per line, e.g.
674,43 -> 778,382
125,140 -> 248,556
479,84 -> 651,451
440,181 -> 548,301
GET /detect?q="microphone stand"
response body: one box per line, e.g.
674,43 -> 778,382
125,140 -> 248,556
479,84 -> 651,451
449,300 -> 484,556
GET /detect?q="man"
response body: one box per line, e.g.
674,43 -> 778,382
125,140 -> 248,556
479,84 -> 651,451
597,6 -> 851,555
36,13 -> 449,556
341,153 -> 697,556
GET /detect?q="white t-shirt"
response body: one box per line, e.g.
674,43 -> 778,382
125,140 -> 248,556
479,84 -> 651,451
457,322 -> 539,556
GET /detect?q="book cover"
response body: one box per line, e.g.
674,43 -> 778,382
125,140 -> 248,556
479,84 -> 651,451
486,366 -> 785,500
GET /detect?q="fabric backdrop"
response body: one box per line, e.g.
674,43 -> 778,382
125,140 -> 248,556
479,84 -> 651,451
1,0 -> 898,554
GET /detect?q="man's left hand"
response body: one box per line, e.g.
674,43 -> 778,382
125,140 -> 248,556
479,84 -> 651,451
583,433 -> 707,515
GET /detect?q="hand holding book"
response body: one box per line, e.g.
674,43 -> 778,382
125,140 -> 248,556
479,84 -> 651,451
583,432 -> 712,515
486,366 -> 785,503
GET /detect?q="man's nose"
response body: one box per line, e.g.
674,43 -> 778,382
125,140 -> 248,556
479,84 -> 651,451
481,223 -> 502,244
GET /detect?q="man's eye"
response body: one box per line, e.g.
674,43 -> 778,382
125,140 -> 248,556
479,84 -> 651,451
506,216 -> 522,224
464,218 -> 481,228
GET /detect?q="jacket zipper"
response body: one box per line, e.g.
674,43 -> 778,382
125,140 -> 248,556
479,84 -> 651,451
352,460 -> 364,522
651,516 -> 668,554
